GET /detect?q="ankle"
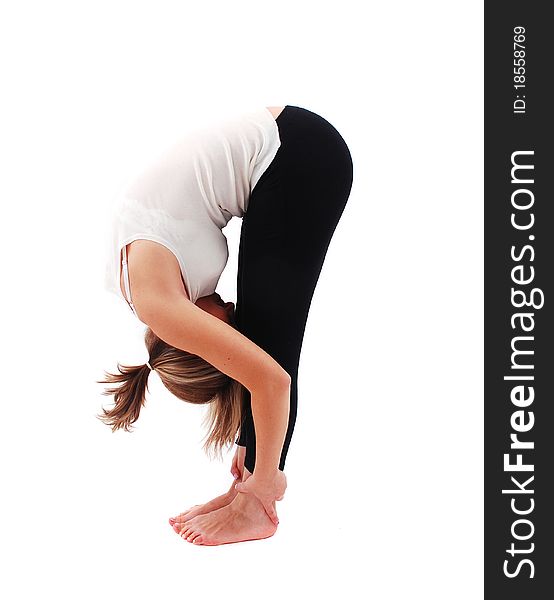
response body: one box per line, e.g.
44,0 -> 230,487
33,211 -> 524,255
232,490 -> 265,514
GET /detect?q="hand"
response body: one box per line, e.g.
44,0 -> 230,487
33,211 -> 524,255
230,445 -> 245,480
234,470 -> 287,525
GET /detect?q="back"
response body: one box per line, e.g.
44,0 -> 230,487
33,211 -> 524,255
103,106 -> 282,310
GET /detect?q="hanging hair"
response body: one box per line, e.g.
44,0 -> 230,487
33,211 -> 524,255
96,327 -> 245,460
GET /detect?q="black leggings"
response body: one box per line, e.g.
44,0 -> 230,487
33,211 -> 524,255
234,105 -> 354,474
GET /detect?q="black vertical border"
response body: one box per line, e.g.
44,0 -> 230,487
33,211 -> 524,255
485,1 -> 553,598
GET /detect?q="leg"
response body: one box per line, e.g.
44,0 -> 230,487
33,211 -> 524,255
178,107 -> 353,545
236,106 -> 354,474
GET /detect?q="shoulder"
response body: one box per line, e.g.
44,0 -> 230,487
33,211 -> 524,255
125,240 -> 190,320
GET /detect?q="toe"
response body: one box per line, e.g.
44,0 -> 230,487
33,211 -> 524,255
176,522 -> 191,535
180,524 -> 192,538
192,535 -> 203,545
171,507 -> 193,520
174,507 -> 198,524
187,531 -> 200,543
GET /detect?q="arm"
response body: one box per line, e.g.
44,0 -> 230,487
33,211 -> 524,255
140,294 -> 291,478
126,241 -> 288,523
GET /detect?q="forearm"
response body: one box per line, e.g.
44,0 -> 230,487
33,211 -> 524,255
250,377 -> 291,478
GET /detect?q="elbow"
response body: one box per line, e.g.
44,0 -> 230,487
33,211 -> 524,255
279,369 -> 292,389
270,367 -> 292,391
252,368 -> 291,395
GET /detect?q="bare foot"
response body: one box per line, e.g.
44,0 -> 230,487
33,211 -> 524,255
169,479 -> 238,532
169,446 -> 248,531
178,488 -> 277,546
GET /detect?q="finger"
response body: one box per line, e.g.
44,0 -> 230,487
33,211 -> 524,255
263,501 -> 279,526
235,480 -> 254,494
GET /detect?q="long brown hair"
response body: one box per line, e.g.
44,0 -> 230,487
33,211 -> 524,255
96,327 -> 245,460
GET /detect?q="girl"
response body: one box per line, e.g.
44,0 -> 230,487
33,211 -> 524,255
98,105 -> 353,545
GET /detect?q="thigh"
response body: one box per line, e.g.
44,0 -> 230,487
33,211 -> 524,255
237,106 -> 354,373
237,193 -> 308,377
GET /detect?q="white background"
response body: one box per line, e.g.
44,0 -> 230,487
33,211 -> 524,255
0,1 -> 483,598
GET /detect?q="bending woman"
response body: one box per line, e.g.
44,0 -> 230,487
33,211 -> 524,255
98,105 -> 354,545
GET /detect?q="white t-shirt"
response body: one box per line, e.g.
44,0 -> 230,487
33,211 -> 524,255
103,106 -> 281,314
